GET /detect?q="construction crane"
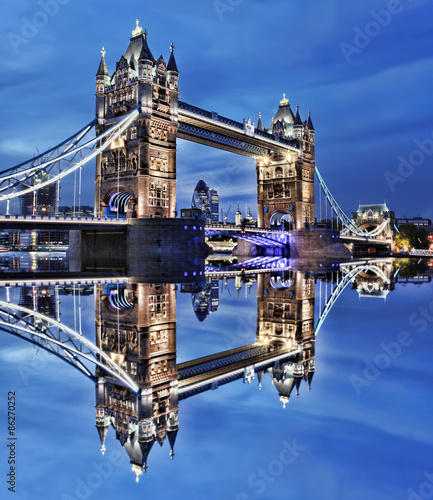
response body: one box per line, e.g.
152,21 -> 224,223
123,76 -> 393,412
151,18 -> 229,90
224,204 -> 231,224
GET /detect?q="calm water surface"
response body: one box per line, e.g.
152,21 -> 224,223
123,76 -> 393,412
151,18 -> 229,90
0,255 -> 432,500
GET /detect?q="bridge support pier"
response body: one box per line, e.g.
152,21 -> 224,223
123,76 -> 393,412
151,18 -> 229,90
289,230 -> 350,258
68,219 -> 210,280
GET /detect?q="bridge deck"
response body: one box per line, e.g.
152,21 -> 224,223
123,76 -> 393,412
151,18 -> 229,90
178,343 -> 262,374
0,214 -> 128,230
178,347 -> 300,396
340,234 -> 390,245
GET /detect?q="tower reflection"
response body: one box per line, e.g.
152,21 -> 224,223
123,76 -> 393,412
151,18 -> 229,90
95,283 -> 178,482
94,270 -> 316,480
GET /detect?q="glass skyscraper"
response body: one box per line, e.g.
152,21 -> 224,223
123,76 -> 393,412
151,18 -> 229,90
191,179 -> 219,223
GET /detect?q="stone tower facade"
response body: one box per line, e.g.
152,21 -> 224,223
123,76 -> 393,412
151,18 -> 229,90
256,96 -> 315,230
256,271 -> 316,405
95,282 -> 179,480
95,21 -> 179,219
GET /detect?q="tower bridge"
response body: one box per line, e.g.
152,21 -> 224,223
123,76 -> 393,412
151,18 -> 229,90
0,20 -> 394,257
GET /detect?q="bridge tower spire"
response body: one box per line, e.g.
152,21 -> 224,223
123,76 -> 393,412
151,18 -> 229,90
95,23 -> 179,219
95,47 -> 110,120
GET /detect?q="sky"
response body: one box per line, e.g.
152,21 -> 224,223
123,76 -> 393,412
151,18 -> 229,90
0,0 -> 432,221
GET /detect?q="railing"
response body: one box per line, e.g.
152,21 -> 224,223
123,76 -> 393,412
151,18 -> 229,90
217,115 -> 244,130
409,249 -> 433,257
178,101 -> 212,119
0,214 -> 128,224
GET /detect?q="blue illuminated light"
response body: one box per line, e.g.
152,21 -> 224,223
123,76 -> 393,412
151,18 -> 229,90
184,272 -> 188,276
184,225 -> 187,230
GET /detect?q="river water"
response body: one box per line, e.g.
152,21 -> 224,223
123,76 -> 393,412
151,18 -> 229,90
0,254 -> 432,500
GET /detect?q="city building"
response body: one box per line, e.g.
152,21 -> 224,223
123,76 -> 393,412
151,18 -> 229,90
191,279 -> 219,322
235,206 -> 242,226
180,208 -> 204,220
58,205 -> 94,216
18,171 -> 69,247
396,216 -> 431,227
209,189 -> 219,223
191,179 -> 219,224
19,170 -> 58,216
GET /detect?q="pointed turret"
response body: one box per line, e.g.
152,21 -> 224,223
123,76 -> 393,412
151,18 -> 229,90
96,47 -> 109,77
138,30 -> 155,63
257,370 -> 264,390
294,105 -> 302,125
307,110 -> 315,130
167,429 -> 178,459
307,110 -> 315,144
167,43 -> 178,72
293,104 -> 303,139
294,376 -> 302,398
96,424 -> 109,455
257,112 -> 264,132
95,406 -> 111,455
167,42 -> 179,91
95,47 -> 110,118
136,27 -> 155,94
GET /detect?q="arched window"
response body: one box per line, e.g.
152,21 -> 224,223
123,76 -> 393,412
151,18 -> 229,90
275,166 -> 283,178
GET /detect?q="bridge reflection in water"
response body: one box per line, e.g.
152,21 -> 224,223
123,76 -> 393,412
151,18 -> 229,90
93,268 -> 316,482
0,256 -> 408,482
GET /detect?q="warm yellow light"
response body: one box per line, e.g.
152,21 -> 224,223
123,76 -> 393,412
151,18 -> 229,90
110,353 -> 125,365
263,157 -> 269,166
111,138 -> 125,149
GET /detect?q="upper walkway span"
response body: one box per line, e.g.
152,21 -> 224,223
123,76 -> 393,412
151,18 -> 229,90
178,101 -> 300,159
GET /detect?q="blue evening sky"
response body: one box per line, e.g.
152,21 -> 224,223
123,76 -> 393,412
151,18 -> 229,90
1,0 -> 432,220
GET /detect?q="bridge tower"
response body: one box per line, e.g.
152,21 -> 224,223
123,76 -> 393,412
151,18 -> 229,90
256,96 -> 315,230
95,282 -> 179,479
95,21 -> 179,219
351,203 -> 395,236
256,270 -> 316,405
